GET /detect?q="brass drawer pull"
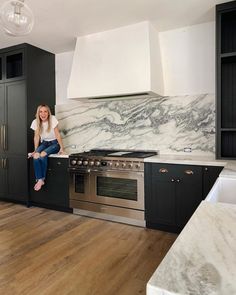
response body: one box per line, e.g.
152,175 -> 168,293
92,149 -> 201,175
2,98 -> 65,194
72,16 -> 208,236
159,168 -> 168,173
185,169 -> 194,175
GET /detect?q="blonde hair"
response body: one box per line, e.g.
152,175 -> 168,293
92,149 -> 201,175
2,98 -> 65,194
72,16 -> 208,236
35,104 -> 52,135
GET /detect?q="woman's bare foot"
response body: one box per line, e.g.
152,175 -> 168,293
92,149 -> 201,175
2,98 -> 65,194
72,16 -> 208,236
34,179 -> 45,191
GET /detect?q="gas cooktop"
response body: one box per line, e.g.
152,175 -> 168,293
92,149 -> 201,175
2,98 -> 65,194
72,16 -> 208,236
69,149 -> 158,171
70,149 -> 157,159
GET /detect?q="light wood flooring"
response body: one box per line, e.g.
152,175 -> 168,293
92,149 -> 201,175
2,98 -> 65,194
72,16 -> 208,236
0,202 -> 177,295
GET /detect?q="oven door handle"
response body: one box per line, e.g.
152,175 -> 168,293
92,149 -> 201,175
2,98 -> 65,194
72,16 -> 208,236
90,169 -> 144,177
68,168 -> 91,173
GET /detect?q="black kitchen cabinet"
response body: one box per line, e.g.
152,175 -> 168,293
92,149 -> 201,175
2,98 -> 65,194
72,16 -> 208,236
216,2 -> 236,158
0,55 -> 2,82
30,158 -> 72,212
0,43 -> 55,203
145,163 -> 223,233
145,163 -> 202,233
202,166 -> 223,199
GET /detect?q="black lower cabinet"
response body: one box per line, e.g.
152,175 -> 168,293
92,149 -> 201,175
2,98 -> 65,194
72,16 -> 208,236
202,166 -> 223,199
29,158 -> 72,212
0,155 -> 28,203
145,163 -> 223,233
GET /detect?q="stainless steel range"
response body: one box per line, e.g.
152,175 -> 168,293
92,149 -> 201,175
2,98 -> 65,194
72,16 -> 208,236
69,149 -> 157,226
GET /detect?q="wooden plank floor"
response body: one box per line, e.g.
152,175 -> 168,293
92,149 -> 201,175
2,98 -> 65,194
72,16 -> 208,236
0,202 -> 177,295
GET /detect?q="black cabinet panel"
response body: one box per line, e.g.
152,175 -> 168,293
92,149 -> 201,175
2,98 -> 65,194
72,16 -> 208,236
8,156 -> 28,201
6,81 -> 27,154
146,175 -> 175,225
0,56 -> 2,81
0,156 -> 7,198
0,85 -> 4,154
221,10 -> 236,54
6,51 -> 24,80
30,158 -> 71,211
145,163 -> 217,233
175,178 -> 202,228
202,166 -> 223,199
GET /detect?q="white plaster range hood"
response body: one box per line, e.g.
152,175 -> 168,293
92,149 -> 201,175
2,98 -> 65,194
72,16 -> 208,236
67,21 -> 164,100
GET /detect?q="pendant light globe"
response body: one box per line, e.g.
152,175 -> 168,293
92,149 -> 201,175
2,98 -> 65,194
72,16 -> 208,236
0,0 -> 34,36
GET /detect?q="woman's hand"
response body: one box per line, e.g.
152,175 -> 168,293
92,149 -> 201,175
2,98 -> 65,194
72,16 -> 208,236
59,148 -> 65,155
28,151 -> 36,158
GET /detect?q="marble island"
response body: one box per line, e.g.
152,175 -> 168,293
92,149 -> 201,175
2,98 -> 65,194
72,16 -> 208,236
147,201 -> 236,295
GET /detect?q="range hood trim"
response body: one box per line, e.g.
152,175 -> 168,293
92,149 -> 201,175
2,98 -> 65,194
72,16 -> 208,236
83,91 -> 160,100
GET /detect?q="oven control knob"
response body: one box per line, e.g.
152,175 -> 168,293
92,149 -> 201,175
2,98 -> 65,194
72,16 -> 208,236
115,162 -> 119,167
83,160 -> 88,166
107,162 -> 112,167
89,161 -> 94,166
128,163 -> 133,168
135,163 -> 140,169
121,162 -> 126,168
71,159 -> 77,166
77,160 -> 82,165
95,161 -> 101,166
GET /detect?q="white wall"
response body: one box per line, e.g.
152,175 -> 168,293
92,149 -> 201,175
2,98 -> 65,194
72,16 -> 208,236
55,51 -> 74,105
55,22 -> 215,103
159,22 -> 215,96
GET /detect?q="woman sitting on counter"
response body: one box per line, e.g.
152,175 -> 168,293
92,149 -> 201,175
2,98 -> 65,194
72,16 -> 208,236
29,104 -> 64,191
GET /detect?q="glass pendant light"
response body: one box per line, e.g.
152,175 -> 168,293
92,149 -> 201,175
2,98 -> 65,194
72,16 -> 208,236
0,0 -> 34,36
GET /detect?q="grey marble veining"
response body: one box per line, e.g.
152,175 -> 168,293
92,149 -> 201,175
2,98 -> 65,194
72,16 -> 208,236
55,94 -> 215,154
147,201 -> 236,295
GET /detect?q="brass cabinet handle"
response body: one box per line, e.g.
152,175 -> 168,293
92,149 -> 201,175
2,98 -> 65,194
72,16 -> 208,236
159,168 -> 168,173
0,125 -> 3,150
3,125 -> 7,151
1,158 -> 7,169
4,158 -> 7,169
184,169 -> 194,175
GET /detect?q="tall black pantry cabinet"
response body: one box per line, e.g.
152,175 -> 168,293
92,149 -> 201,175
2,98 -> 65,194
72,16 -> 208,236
216,1 -> 236,158
0,43 -> 55,203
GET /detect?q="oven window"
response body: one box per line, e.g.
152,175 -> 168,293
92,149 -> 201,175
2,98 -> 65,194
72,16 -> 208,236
75,174 -> 85,193
97,176 -> 137,201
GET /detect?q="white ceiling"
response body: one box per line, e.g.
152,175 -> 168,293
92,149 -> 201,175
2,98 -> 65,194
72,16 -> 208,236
0,0 -> 232,53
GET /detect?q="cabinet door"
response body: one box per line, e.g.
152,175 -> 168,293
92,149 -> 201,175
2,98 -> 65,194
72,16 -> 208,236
0,54 -> 3,82
202,166 -> 223,199
0,156 -> 7,198
0,84 -> 5,153
30,158 -> 69,208
46,159 -> 69,207
175,165 -> 202,228
5,81 -> 27,155
8,155 -> 28,201
145,163 -> 175,225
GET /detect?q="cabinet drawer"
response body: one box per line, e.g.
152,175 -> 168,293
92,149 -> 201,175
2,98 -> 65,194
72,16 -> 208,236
48,158 -> 68,171
151,163 -> 202,182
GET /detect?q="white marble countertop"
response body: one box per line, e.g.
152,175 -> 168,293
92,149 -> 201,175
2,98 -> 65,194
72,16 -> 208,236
49,154 -> 69,158
144,154 -> 236,178
144,154 -> 227,167
147,201 -> 236,295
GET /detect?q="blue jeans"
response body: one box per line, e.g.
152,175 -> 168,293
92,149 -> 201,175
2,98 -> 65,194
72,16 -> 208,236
33,140 -> 60,181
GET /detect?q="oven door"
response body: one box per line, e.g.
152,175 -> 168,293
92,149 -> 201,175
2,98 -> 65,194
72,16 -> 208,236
69,169 -> 90,201
89,170 -> 144,210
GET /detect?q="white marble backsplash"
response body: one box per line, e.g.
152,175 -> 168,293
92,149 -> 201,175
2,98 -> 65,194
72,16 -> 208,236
55,94 -> 215,155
